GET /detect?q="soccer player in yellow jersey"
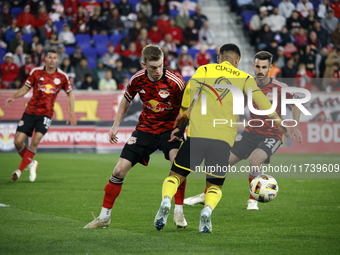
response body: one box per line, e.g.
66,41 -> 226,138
154,44 -> 288,233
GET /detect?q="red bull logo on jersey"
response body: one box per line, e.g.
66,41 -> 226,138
39,84 -> 57,94
144,100 -> 173,112
159,90 -> 170,99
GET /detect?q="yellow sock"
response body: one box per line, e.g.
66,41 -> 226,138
205,186 -> 222,210
162,175 -> 180,199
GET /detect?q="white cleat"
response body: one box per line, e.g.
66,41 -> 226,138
184,193 -> 205,206
84,217 -> 111,229
28,160 -> 38,182
247,199 -> 259,210
154,199 -> 171,231
11,170 -> 21,181
173,211 -> 188,228
199,206 -> 212,233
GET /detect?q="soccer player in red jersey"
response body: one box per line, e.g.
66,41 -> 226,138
5,49 -> 77,182
183,51 -> 303,210
84,45 -> 188,229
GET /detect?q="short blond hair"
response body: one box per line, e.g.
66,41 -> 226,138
142,45 -> 163,63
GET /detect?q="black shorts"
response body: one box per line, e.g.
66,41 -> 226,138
231,131 -> 282,163
120,129 -> 181,166
171,137 -> 231,185
16,113 -> 52,137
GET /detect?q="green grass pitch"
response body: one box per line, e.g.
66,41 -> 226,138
0,153 -> 339,255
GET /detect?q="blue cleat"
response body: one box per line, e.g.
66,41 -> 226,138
154,199 -> 171,231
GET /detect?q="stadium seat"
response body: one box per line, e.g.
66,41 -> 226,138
82,48 -> 97,63
88,61 -> 97,69
128,0 -> 141,12
22,33 -> 33,44
96,47 -> 108,58
75,34 -> 92,49
11,7 -> 24,18
93,34 -> 109,49
0,47 -> 6,59
170,10 -> 179,17
183,76 -> 191,82
54,21 -> 66,33
109,34 -> 124,47
271,0 -> 281,7
65,46 -> 76,55
187,48 -> 199,59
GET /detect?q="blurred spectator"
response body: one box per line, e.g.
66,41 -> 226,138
75,58 -> 93,88
19,55 -> 36,82
27,35 -> 40,54
281,57 -> 298,78
317,0 -> 329,19
156,12 -> 170,34
0,38 -> 7,49
105,7 -> 125,35
182,19 -> 199,48
286,10 -> 303,34
101,0 -> 116,16
165,18 -> 183,46
31,43 -> 46,66
136,10 -> 150,29
321,9 -> 338,34
70,46 -> 86,67
9,77 -> 23,89
268,60 -> 282,78
194,45 -> 212,68
307,31 -> 322,54
136,0 -> 153,19
304,10 -> 317,31
267,7 -> 286,33
93,58 -> 108,84
315,46 -> 329,78
65,0 -> 81,19
16,5 -> 36,34
323,44 -> 340,89
159,33 -> 177,54
9,31 -> 28,53
112,58 -> 129,85
162,46 -> 177,70
199,21 -> 216,50
294,63 -> 315,91
58,23 -> 76,46
148,24 -> 163,44
81,74 -> 98,90
60,58 -> 76,82
4,0 -> 26,8
278,0 -> 296,19
13,45 -> 27,68
4,20 -> 19,44
118,77 -> 129,90
257,24 -> 275,50
71,5 -> 90,34
278,26 -> 294,46
40,18 -> 58,43
296,0 -> 314,18
82,0 -> 100,16
57,45 -> 69,67
50,0 -> 66,22
175,6 -> 190,30
0,52 -> 19,89
28,0 -> 43,16
330,0 -> 340,19
45,32 -> 64,51
293,28 -> 308,49
152,0 -> 170,18
236,0 -> 256,12
260,0 -> 276,15
178,52 -> 195,77
264,40 -> 279,58
137,28 -> 151,50
249,6 -> 270,45
35,4 -> 49,30
191,5 -> 208,29
312,19 -> 330,47
129,20 -> 142,41
121,42 -> 141,74
102,43 -> 120,69
331,22 -> 340,45
0,3 -> 14,28
117,0 -> 133,17
276,46 -> 286,68
99,70 -> 117,91
88,5 -> 105,35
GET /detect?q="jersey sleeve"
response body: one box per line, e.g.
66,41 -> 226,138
24,69 -> 36,88
62,75 -> 73,93
124,77 -> 138,103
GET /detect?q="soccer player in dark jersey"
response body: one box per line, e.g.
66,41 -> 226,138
5,49 -> 76,182
183,51 -> 303,210
84,45 -> 188,229
154,45 -> 287,233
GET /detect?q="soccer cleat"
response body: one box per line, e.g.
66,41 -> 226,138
247,199 -> 259,210
84,217 -> 111,229
173,211 -> 188,228
11,170 -> 21,181
154,199 -> 171,231
28,160 -> 38,182
183,193 -> 205,206
199,206 -> 212,233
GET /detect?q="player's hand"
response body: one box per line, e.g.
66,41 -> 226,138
66,113 -> 77,126
5,96 -> 15,107
288,127 -> 302,144
108,127 -> 119,144
173,113 -> 188,128
168,128 -> 181,142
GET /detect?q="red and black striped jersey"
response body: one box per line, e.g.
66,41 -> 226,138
245,78 -> 298,140
24,66 -> 72,118
125,68 -> 185,134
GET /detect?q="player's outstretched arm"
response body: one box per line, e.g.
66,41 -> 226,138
288,105 -> 302,144
66,91 -> 77,126
109,97 -> 131,144
5,85 -> 30,107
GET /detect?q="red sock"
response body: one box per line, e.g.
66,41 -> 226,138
249,175 -> 255,200
102,181 -> 123,209
18,149 -> 35,172
18,145 -> 28,158
174,179 -> 186,205
203,188 -> 207,194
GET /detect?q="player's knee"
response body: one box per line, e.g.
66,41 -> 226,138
13,138 -> 24,150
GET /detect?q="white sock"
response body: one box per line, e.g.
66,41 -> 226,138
99,207 -> 111,220
174,204 -> 183,213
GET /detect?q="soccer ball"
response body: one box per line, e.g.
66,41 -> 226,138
250,174 -> 279,203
